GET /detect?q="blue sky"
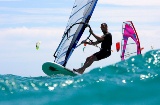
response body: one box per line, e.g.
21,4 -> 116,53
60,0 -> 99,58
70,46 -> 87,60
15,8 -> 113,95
0,0 -> 160,77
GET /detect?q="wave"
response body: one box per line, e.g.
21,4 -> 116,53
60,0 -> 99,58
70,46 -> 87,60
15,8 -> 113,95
0,49 -> 160,105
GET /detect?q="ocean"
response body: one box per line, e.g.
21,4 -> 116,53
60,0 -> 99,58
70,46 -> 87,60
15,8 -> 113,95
0,49 -> 160,105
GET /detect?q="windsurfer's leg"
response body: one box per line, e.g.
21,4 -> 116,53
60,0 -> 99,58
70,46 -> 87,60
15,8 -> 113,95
73,56 -> 90,73
83,56 -> 91,67
75,55 -> 97,74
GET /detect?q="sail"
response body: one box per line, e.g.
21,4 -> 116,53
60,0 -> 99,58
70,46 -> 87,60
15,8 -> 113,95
53,0 -> 98,66
121,21 -> 141,60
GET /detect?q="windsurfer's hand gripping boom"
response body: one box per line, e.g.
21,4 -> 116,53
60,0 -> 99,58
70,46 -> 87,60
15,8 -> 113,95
82,40 -> 100,47
75,24 -> 100,49
81,27 -> 101,47
81,40 -> 92,45
89,28 -> 104,42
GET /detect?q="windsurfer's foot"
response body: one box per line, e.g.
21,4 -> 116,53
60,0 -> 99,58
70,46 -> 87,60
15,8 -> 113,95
73,69 -> 79,72
73,69 -> 82,74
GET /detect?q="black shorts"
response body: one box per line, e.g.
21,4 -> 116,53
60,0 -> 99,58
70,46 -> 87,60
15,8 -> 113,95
93,50 -> 111,60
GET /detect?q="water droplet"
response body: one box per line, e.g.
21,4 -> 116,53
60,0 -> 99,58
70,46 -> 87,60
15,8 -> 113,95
48,86 -> 54,91
122,80 -> 126,83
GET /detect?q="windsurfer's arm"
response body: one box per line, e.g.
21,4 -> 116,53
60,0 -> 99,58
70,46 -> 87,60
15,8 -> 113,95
83,40 -> 100,46
91,41 -> 101,45
89,28 -> 104,41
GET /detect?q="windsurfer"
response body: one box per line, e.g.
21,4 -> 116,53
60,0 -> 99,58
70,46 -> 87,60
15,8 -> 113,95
73,23 -> 112,74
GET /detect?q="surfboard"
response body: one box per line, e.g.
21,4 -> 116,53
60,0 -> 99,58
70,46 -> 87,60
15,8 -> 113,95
42,62 -> 80,76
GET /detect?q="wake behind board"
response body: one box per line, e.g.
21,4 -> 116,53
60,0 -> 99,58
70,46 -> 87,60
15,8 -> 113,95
42,62 -> 80,76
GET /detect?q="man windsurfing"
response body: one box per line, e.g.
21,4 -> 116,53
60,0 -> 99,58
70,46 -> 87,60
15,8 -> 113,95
73,23 -> 112,74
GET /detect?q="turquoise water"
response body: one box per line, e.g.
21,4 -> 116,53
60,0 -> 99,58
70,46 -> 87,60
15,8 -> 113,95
0,50 -> 160,105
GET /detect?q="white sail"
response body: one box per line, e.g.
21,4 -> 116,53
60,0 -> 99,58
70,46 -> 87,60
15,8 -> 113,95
53,0 -> 98,66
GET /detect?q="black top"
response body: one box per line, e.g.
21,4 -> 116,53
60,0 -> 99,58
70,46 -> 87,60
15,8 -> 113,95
99,32 -> 112,50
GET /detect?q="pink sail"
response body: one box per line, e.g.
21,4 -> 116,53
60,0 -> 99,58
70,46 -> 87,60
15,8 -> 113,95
121,21 -> 141,60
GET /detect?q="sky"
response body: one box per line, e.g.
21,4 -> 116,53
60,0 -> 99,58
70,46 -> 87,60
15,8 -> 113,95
0,0 -> 160,77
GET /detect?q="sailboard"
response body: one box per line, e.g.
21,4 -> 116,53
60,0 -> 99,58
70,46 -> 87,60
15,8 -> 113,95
121,21 -> 141,60
42,0 -> 98,76
42,62 -> 79,76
